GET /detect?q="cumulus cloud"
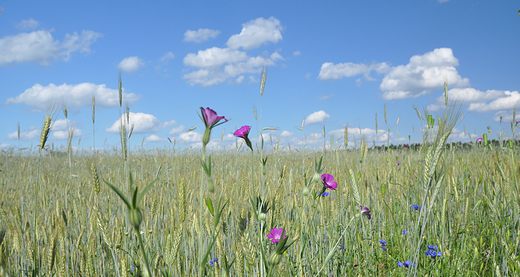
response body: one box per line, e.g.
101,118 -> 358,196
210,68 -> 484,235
380,48 -> 470,100
118,56 -> 145,73
5,83 -> 141,111
184,28 -> 221,43
236,75 -> 245,84
7,126 -> 40,140
168,125 -> 185,135
146,135 -> 166,142
319,62 -> 390,81
304,111 -> 330,125
226,17 -> 282,50
16,18 -> 39,30
280,130 -> 293,137
427,88 -> 520,114
106,112 -> 175,134
179,131 -> 203,143
183,47 -> 279,86
293,50 -> 301,56
52,128 -> 86,140
0,29 -> 101,66
160,52 -> 175,63
183,18 -> 284,87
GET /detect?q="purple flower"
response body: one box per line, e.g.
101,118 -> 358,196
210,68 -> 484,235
321,174 -> 338,190
477,138 -> 483,142
234,125 -> 253,150
360,206 -> 371,220
397,161 -> 401,165
267,228 -> 287,244
397,260 -> 413,267
201,107 -> 227,129
404,143 -> 408,146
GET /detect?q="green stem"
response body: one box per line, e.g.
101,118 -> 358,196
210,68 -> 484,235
199,145 -> 206,275
136,228 -> 152,277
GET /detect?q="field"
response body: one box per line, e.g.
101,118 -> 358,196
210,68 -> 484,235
1,123 -> 520,277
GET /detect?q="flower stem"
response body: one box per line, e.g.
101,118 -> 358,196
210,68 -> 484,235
135,227 -> 152,277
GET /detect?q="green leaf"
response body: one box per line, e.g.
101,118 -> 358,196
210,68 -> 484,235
132,186 -> 139,208
205,198 -> 214,216
214,198 -> 229,228
104,180 -> 131,210
201,231 -> 220,269
137,178 -> 158,205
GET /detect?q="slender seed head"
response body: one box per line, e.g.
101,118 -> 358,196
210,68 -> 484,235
40,116 -> 51,151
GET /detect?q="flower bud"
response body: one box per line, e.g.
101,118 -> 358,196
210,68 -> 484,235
303,187 -> 309,196
128,208 -> 142,229
268,252 -> 282,266
259,213 -> 266,221
312,173 -> 322,184
208,177 -> 215,193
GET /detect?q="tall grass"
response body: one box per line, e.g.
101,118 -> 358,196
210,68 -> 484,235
1,79 -> 520,276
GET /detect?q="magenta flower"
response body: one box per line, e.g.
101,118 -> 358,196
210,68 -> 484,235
321,174 -> 338,190
477,138 -> 483,142
360,206 -> 371,220
200,107 -> 227,147
234,125 -> 251,138
234,125 -> 253,151
267,228 -> 286,244
201,107 -> 227,129
397,161 -> 401,165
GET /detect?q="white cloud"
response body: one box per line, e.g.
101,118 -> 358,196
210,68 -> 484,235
106,112 -> 174,134
5,83 -> 141,111
179,131 -> 203,143
118,56 -> 145,73
16,18 -> 39,30
438,0 -> 450,3
427,88 -> 520,113
183,47 -> 278,86
0,29 -> 101,66
226,17 -> 283,50
182,18 -> 284,87
160,52 -> 175,63
146,135 -> 166,142
0,143 -> 11,149
184,47 -> 248,68
318,62 -> 389,81
236,75 -> 245,84
304,111 -> 330,125
50,119 -> 71,131
7,126 -> 40,140
52,128 -> 85,140
280,130 -> 293,137
293,50 -> 301,56
305,73 -> 311,79
168,125 -> 185,135
380,48 -> 470,100
184,28 -> 221,43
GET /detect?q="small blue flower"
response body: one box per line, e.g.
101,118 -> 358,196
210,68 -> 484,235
397,260 -> 414,267
379,239 -> 387,246
427,245 -> 438,251
320,191 -> 330,197
402,230 -> 408,235
382,246 -> 387,251
412,205 -> 421,210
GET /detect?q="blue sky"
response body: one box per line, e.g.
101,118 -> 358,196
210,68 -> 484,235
1,1 -> 519,151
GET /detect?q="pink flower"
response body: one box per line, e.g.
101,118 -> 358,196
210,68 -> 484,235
267,228 -> 287,244
234,125 -> 253,151
477,138 -> 483,142
321,174 -> 338,190
234,125 -> 251,138
200,107 -> 227,129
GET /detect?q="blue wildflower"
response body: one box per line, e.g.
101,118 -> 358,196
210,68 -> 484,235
320,191 -> 330,197
379,239 -> 387,246
412,205 -> 421,210
382,246 -> 387,251
402,230 -> 408,235
397,260 -> 414,267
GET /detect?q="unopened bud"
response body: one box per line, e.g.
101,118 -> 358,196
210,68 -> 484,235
312,173 -> 322,184
268,252 -> 282,266
303,187 -> 309,196
128,208 -> 142,229
259,213 -> 266,221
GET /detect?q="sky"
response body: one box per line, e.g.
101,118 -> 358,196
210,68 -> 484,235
1,1 -> 519,152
